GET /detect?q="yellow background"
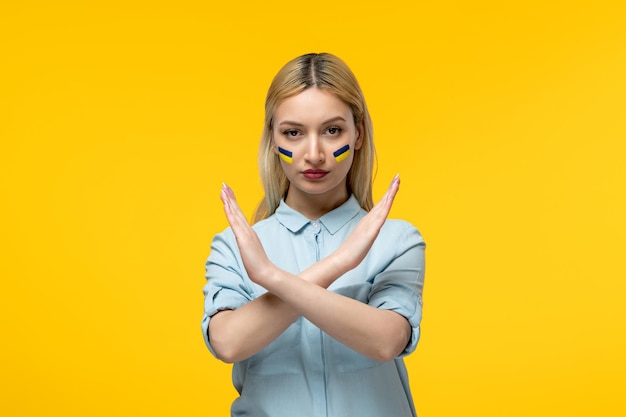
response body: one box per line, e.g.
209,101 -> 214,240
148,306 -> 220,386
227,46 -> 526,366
1,1 -> 625,416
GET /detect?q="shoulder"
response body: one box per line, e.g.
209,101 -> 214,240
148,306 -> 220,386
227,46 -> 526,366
382,219 -> 424,240
378,219 -> 426,252
251,214 -> 280,233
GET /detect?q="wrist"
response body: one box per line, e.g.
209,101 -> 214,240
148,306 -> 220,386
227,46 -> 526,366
296,252 -> 349,288
325,252 -> 349,280
260,263 -> 284,290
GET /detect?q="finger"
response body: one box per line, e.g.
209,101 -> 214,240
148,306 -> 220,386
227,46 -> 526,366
224,183 -> 242,210
220,187 -> 232,214
371,174 -> 400,216
221,184 -> 246,222
222,183 -> 238,210
221,184 -> 257,250
221,185 -> 246,232
385,174 -> 400,206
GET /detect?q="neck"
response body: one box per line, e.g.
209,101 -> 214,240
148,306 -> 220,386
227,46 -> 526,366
285,188 -> 350,220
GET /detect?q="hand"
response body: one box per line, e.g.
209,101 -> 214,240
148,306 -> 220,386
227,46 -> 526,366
220,183 -> 274,285
333,174 -> 401,272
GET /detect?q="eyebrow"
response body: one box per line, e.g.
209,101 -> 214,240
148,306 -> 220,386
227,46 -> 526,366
278,116 -> 347,127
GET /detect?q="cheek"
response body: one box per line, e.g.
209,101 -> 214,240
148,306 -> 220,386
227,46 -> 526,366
332,144 -> 351,163
277,146 -> 293,164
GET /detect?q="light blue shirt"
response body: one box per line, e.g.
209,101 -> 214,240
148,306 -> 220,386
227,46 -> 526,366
202,195 -> 426,417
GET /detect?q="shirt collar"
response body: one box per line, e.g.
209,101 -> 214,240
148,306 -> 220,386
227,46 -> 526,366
275,195 -> 363,235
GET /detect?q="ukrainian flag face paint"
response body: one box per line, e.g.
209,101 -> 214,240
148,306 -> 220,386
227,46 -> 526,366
333,144 -> 351,163
278,146 -> 293,164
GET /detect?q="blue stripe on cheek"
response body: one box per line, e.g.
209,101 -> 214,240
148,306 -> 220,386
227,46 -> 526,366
333,144 -> 351,162
278,147 -> 293,164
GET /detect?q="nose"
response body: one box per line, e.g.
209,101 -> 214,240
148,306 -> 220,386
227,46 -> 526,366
304,136 -> 324,165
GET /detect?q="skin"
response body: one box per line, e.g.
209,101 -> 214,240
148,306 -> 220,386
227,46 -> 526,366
273,88 -> 363,219
209,88 -> 410,364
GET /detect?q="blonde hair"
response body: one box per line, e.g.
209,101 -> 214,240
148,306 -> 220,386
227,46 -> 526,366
253,53 -> 376,223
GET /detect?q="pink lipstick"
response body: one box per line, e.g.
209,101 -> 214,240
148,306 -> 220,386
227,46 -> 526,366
302,169 -> 329,179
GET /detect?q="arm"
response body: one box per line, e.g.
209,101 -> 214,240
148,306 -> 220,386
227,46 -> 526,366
211,176 -> 409,362
208,250 -> 345,363
256,268 -> 412,362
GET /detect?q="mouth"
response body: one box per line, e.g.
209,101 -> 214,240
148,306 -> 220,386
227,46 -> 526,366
302,169 -> 329,179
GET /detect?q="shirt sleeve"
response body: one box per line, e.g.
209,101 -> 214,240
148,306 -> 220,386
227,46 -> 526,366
367,223 -> 426,357
201,229 -> 253,358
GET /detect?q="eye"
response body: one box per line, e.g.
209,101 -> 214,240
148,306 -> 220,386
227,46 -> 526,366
325,126 -> 343,136
282,129 -> 301,138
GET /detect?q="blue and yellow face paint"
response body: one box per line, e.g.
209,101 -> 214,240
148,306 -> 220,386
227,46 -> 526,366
278,147 -> 293,164
333,144 -> 351,163
278,144 -> 350,164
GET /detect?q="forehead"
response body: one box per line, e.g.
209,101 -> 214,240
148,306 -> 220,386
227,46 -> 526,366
274,88 -> 353,124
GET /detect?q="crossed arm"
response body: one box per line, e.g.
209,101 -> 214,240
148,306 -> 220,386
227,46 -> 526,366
208,176 -> 411,363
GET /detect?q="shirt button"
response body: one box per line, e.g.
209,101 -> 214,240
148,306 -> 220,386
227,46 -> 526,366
312,222 -> 318,228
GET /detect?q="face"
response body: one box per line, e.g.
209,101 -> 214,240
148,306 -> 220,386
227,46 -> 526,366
272,87 -> 362,210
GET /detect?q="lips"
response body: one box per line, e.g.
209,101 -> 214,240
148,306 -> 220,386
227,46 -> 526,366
302,169 -> 329,179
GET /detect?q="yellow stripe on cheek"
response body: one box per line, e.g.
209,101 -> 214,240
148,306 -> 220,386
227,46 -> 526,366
333,144 -> 351,162
278,147 -> 293,164
334,150 -> 351,162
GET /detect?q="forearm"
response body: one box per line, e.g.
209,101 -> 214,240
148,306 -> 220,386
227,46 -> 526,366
211,178 -> 407,363
208,292 -> 297,363
265,267 -> 411,362
209,254 -> 347,363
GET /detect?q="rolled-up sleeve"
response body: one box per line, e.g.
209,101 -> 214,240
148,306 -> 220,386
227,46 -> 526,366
201,229 -> 252,357
368,224 -> 426,357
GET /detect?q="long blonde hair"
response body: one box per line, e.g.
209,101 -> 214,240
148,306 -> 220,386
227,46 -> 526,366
253,53 -> 376,223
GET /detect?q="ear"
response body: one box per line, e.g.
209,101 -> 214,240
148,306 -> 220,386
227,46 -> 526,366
354,120 -> 364,150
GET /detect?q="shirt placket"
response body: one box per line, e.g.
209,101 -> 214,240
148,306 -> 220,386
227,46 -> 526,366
303,220 -> 328,417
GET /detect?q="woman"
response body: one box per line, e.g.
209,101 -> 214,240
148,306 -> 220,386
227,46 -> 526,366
202,53 -> 426,417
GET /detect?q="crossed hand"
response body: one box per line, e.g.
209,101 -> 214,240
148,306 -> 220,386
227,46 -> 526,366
220,175 -> 400,286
